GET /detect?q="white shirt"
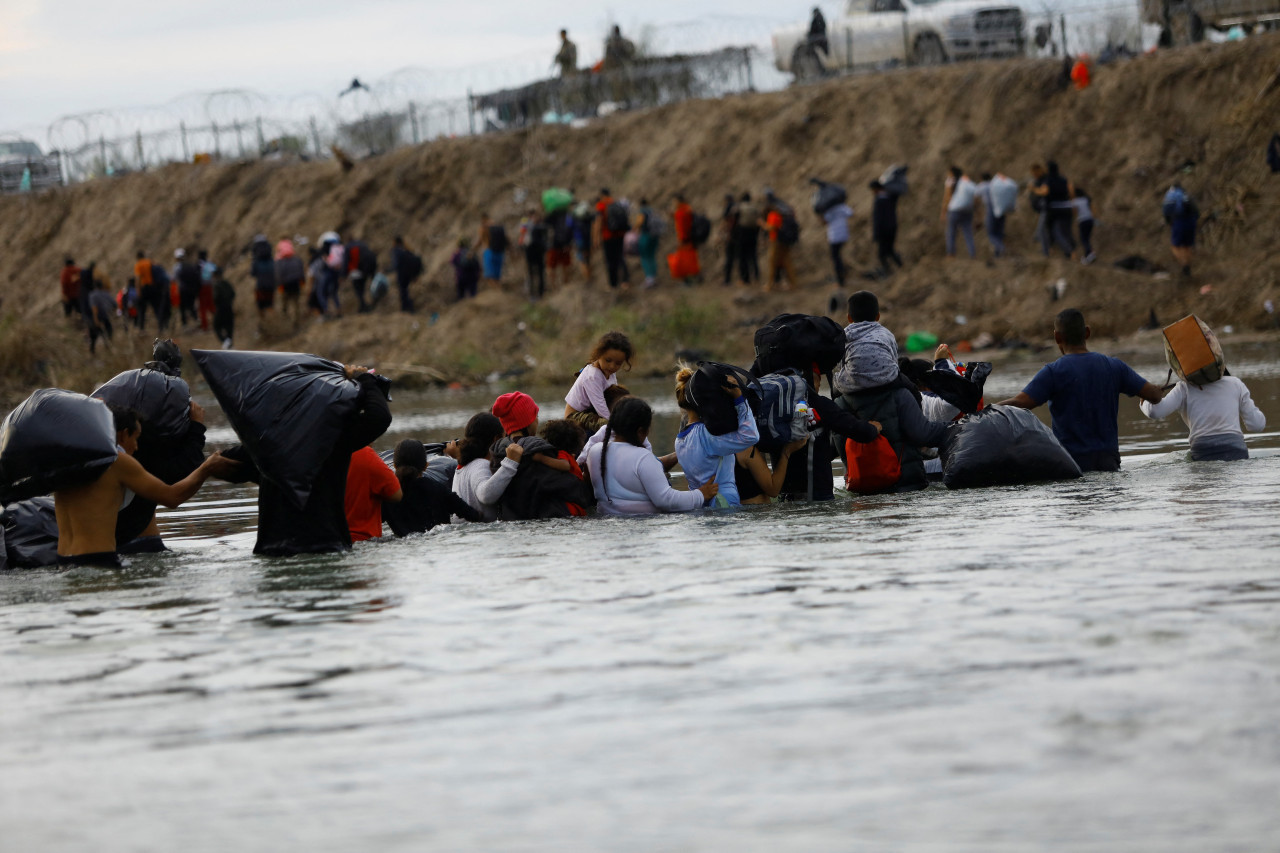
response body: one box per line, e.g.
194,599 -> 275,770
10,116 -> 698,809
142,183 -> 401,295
1070,196 -> 1094,222
564,363 -> 617,419
450,457 -> 518,522
947,176 -> 976,212
587,440 -> 704,516
824,204 -> 853,245
1140,376 -> 1265,445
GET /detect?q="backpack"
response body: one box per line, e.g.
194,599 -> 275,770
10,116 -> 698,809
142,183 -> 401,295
777,210 -> 800,245
402,250 -> 424,281
690,213 -> 712,246
845,435 -> 901,495
548,210 -> 573,248
685,361 -> 762,437
605,201 -> 630,234
356,243 -> 378,277
750,313 -> 846,383
251,238 -> 272,263
753,369 -> 813,450
643,208 -> 666,237
811,180 -> 848,214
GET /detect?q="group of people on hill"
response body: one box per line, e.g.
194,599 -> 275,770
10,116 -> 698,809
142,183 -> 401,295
20,288 -> 1266,571
60,232 -> 427,354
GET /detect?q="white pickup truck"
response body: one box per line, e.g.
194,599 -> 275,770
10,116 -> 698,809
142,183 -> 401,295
773,0 -> 1025,79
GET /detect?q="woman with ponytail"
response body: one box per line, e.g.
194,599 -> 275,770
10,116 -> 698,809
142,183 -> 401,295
586,397 -> 717,516
672,364 -> 759,506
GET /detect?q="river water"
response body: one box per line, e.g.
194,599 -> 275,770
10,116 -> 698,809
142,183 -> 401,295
3,343 -> 1279,851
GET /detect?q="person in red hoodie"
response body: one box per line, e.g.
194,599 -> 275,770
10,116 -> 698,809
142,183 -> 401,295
670,194 -> 699,284
60,257 -> 82,319
345,444 -> 403,542
594,188 -> 629,289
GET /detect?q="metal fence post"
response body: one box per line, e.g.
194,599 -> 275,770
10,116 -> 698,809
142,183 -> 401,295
744,48 -> 755,92
1060,14 -> 1068,56
256,117 -> 265,156
99,135 -> 107,175
213,121 -> 221,158
467,89 -> 476,135
410,102 -> 420,144
234,121 -> 244,158
135,131 -> 144,170
310,117 -> 322,158
180,121 -> 190,162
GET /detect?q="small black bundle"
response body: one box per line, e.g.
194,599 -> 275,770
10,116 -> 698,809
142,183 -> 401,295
1,496 -> 59,568
685,361 -> 760,436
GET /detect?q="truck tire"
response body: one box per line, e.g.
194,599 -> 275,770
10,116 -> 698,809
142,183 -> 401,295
913,33 -> 947,66
791,44 -> 825,81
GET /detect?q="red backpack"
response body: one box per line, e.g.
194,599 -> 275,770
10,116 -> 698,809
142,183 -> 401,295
845,436 -> 900,494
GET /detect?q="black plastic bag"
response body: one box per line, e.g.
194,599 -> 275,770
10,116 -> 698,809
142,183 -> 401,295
686,361 -> 762,436
92,368 -> 192,438
927,362 -> 992,415
941,405 -> 1081,489
0,389 -> 118,503
193,350 -> 362,511
2,497 -> 60,568
750,313 -> 846,379
810,179 -> 848,214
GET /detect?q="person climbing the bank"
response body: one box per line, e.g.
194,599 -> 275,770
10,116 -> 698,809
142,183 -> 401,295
451,237 -> 481,301
390,235 -> 423,313
251,234 -> 277,315
589,397 -> 718,516
476,213 -> 507,286
672,194 -> 698,286
760,193 -> 798,291
1163,182 -> 1200,277
719,194 -> 740,287
554,29 -> 578,77
868,181 -> 902,276
176,249 -> 202,329
735,192 -> 761,285
1071,186 -> 1097,264
596,188 -> 629,289
383,439 -> 482,535
519,208 -> 549,300
821,196 -> 854,287
603,25 -> 637,70
344,444 -> 403,543
1031,161 -> 1076,258
998,308 -> 1165,472
275,238 -> 306,321
211,266 -> 235,349
88,277 -> 116,355
673,366 -> 760,507
59,257 -> 82,320
564,330 -> 634,432
942,166 -> 977,259
133,250 -> 163,332
53,407 -> 231,567
982,170 -> 1018,258
1139,322 -> 1265,462
808,7 -> 829,58
635,199 -> 661,289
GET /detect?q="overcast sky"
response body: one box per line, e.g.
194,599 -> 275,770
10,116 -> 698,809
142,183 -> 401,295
1,0 -> 801,138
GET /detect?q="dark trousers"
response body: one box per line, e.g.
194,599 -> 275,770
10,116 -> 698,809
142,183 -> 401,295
214,309 -> 234,344
876,228 -> 902,270
179,287 -> 199,326
525,246 -> 547,298
723,235 -> 738,284
136,285 -> 166,331
737,230 -> 760,283
398,276 -> 415,312
828,240 -> 847,287
1078,220 -> 1094,257
351,274 -> 368,312
89,317 -> 113,353
603,236 -> 626,288
1049,212 -> 1076,257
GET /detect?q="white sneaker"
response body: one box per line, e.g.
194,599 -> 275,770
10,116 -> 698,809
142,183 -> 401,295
221,337 -> 233,350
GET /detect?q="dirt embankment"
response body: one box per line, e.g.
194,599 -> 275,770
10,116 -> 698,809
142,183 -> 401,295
3,36 -> 1280,404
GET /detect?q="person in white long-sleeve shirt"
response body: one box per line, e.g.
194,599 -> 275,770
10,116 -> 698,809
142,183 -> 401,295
588,398 -> 718,516
450,413 -> 522,522
1140,374 -> 1266,461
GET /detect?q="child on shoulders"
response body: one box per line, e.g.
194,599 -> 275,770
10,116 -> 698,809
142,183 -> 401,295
833,290 -> 899,395
565,330 -> 633,432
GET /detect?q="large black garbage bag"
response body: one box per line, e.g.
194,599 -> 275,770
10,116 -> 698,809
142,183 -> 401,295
193,350 -> 361,511
92,368 -> 192,438
686,361 -> 761,436
810,179 -> 848,214
0,389 -> 117,503
941,405 -> 1081,489
2,497 -> 60,568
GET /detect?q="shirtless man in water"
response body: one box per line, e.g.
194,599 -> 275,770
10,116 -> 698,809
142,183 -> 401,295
53,407 -> 231,567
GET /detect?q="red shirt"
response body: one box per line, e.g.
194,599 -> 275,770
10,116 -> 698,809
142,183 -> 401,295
345,446 -> 402,542
60,266 -> 81,301
1070,60 -> 1090,90
765,210 -> 783,242
597,197 -> 616,241
673,203 -> 693,244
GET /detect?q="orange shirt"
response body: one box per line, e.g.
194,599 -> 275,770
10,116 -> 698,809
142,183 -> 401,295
134,258 -> 153,287
597,197 -> 616,241
765,210 -> 783,242
1071,60 -> 1090,90
345,446 -> 402,542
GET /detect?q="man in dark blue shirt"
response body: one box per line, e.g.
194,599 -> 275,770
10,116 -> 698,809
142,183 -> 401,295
999,309 -> 1163,472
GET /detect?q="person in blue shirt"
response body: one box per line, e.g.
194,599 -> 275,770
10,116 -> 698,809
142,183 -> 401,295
673,366 -> 760,507
999,308 -> 1164,472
